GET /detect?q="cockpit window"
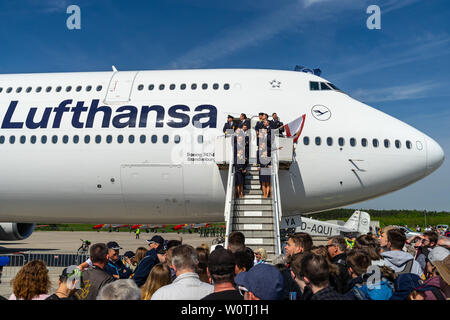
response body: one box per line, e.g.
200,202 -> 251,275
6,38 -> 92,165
310,81 -> 320,91
327,82 -> 341,91
320,82 -> 332,90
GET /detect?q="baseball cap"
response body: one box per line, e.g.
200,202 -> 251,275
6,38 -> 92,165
434,255 -> 450,285
107,241 -> 122,250
208,248 -> 235,275
428,246 -> 449,265
123,251 -> 135,259
146,235 -> 164,247
234,263 -> 285,300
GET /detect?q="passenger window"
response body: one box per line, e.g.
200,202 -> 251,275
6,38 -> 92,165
26,87 -> 32,93
73,135 -> 79,144
159,84 -> 165,90
9,136 -> 15,144
338,137 -> 345,147
56,86 -> 62,92
117,135 -> 124,144
106,135 -> 112,144
213,83 -> 219,90
180,84 -> 186,90
303,136 -> 310,145
384,139 -> 390,148
202,83 -> 208,90
138,84 -> 144,91
41,135 -> 47,144
86,85 -> 92,92
140,135 -> 146,143
46,86 -> 52,93
0,136 -> 4,144
95,135 -> 101,144
174,135 -> 181,144
224,83 -> 230,90
66,86 -> 72,92
36,87 -> 42,93
52,135 -> 58,144
315,137 -> 321,146
148,84 -> 154,91
16,87 -> 22,93
395,140 -> 401,149
20,136 -> 26,144
373,139 -> 379,148
128,135 -> 135,143
320,82 -> 332,90
30,135 -> 36,144
191,84 -> 197,90
197,135 -> 203,144
406,140 -> 412,149
96,85 -> 103,91
63,135 -> 69,144
170,84 -> 175,90
0,87 -> 2,93
309,82 -> 320,91
6,87 -> 12,93
327,137 -> 333,146
76,86 -> 82,92
163,135 -> 169,143
151,135 -> 157,143
361,138 -> 368,147
350,138 -> 356,147
84,135 -> 90,144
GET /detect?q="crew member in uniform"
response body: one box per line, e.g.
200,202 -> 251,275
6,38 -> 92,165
254,112 -> 265,134
233,131 -> 249,199
270,113 -> 284,136
223,115 -> 235,135
237,113 -> 251,129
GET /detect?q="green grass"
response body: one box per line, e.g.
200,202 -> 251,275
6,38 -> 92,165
34,209 -> 449,231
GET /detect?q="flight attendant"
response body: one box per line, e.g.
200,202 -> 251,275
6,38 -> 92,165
234,133 -> 249,199
270,113 -> 284,136
258,145 -> 271,198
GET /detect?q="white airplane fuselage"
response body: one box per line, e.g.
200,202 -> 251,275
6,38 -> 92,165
0,69 -> 445,224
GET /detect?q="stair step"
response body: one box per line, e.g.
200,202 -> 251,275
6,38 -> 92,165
242,194 -> 265,199
233,199 -> 272,205
244,238 -> 276,245
234,204 -> 272,211
234,210 -> 273,217
237,230 -> 275,238
245,175 -> 259,180
243,189 -> 263,195
233,217 -> 274,224
245,180 -> 261,185
232,223 -> 274,231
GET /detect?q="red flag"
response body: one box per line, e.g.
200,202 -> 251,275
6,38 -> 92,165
284,114 -> 306,143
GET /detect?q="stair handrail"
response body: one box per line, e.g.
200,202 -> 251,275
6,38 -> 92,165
224,136 -> 235,249
271,134 -> 283,255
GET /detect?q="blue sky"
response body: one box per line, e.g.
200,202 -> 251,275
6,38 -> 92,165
0,0 -> 449,211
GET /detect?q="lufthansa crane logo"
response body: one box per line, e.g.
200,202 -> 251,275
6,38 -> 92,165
311,105 -> 331,121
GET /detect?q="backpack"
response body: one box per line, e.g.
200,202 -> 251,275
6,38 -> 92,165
396,259 -> 414,275
390,273 -> 422,300
414,277 -> 447,300
352,277 -> 394,300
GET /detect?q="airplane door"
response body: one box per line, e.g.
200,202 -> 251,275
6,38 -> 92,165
120,164 -> 186,220
104,71 -> 139,104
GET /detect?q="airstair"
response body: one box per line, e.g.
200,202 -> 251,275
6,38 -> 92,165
215,133 -> 294,261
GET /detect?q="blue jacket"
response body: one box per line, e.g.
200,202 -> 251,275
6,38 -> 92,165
104,258 -> 132,279
133,249 -> 159,287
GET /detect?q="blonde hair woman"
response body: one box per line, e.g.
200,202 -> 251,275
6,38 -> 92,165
141,263 -> 172,300
254,248 -> 267,265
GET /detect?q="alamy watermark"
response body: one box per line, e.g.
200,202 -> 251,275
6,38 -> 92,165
66,5 -> 81,30
366,5 -> 381,30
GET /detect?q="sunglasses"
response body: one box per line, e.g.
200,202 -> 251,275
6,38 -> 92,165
238,286 -> 249,296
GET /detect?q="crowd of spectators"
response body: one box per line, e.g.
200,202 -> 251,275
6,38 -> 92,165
1,226 -> 449,300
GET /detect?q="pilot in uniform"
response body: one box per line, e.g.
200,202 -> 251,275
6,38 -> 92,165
270,113 -> 284,136
237,113 -> 251,129
223,115 -> 235,135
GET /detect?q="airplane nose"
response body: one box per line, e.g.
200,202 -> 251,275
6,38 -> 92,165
425,136 -> 445,175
